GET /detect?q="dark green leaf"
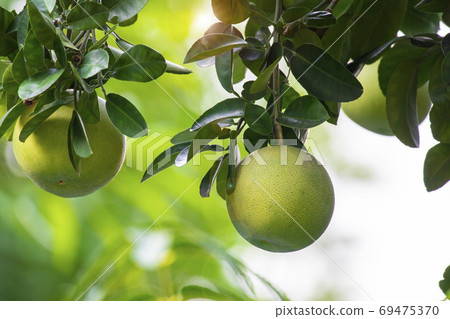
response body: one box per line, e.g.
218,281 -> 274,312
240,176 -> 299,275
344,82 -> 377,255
67,114 -> 81,174
350,0 -> 407,59
171,128 -> 197,145
27,0 -> 56,48
211,0 -> 250,24
429,56 -> 450,105
111,44 -> 166,82
244,103 -> 272,135
23,29 -> 45,75
233,54 -> 246,84
19,101 -> 64,142
191,98 -> 246,131
71,110 -> 92,158
185,123 -> 222,164
2,64 -> 20,95
332,0 -> 356,18
430,103 -> 450,143
423,143 -> 450,191
282,6 -> 310,23
442,34 -> 450,55
69,62 -> 94,93
141,142 -> 191,182
103,0 -> 148,23
118,14 -> 138,27
401,0 -> 440,35
243,128 -> 268,153
77,91 -> 100,124
0,102 -> 25,139
386,59 -> 420,148
0,7 -> 17,56
415,0 -> 449,12
106,93 -> 147,138
251,43 -> 282,94
226,133 -> 239,195
215,51 -> 233,93
165,60 -> 192,75
66,2 -> 109,30
12,48 -> 28,83
442,54 -> 450,86
53,33 -> 66,67
79,49 -> 109,79
200,156 -> 224,198
18,68 -> 64,99
287,44 -> 363,102
216,154 -> 229,200
303,10 -> 337,28
184,34 -> 247,64
439,266 -> 450,298
292,29 -> 323,50
242,81 -> 266,102
277,96 -> 329,129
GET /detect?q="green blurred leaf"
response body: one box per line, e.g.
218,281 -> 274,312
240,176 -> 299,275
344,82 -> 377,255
211,0 -> 250,24
277,96 -> 329,129
23,29 -> 45,76
415,0 -> 449,12
184,34 -> 247,64
423,143 -> 450,191
165,60 -> 192,75
302,10 -> 336,28
71,110 -> 92,158
191,98 -> 246,131
18,68 -> 64,99
141,142 -> 191,182
182,285 -> 236,301
103,0 -> 149,23
439,266 -> 450,299
430,103 -> 450,143
106,93 -> 147,138
111,44 -> 166,82
27,0 -> 56,48
66,2 -> 109,30
79,49 -> 109,79
350,0 -> 407,59
200,156 -> 224,198
0,101 -> 25,139
386,59 -> 420,148
287,44 -> 363,102
244,103 -> 272,136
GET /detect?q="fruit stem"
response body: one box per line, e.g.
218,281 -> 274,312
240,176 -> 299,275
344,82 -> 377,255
272,0 -> 283,142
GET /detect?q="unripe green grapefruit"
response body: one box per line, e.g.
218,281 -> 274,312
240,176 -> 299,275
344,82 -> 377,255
226,146 -> 335,252
13,98 -> 126,198
342,62 -> 431,136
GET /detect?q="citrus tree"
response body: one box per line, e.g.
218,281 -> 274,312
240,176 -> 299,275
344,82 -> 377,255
0,0 -> 449,300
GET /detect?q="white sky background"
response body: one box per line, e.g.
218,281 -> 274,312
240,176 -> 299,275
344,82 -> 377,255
193,12 -> 450,301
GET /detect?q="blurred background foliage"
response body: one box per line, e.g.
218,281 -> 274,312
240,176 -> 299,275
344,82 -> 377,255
0,0 -> 294,301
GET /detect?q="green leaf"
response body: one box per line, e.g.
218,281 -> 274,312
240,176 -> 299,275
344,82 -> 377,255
386,59 -> 420,148
243,128 -> 268,153
226,133 -> 239,195
287,44 -> 363,102
0,102 -> 25,139
0,7 -> 17,56
215,51 -> 233,93
56,28 -> 78,51
211,0 -> 250,24
332,0 -> 356,18
429,56 -> 450,105
277,96 -> 329,129
442,34 -> 450,55
23,28 -> 45,76
79,49 -> 109,79
350,0 -> 407,59
233,54 -> 246,84
430,103 -> 450,143
442,54 -> 450,86
250,43 -> 283,94
11,48 -> 28,83
15,9 -> 29,47
282,6 -> 310,23
171,128 -> 197,145
53,32 -> 66,67
292,28 -> 323,50
302,10 -> 337,28
2,64 -> 20,95
69,62 -> 94,93
111,44 -> 166,82
66,2 -> 109,31
176,142 -> 224,167
242,81 -> 266,102
18,101 -> 65,142
415,0 -> 449,12
216,154 -> 229,200
18,68 -> 64,99
185,123 -> 222,165
200,156 -> 224,198
141,142 -> 191,182
105,93 -> 147,138
181,285 -> 235,301
165,60 -> 192,75
31,0 -> 56,12
184,34 -> 247,64
103,0 -> 149,23
27,0 -> 56,48
191,98 -> 246,131
423,143 -> 450,191
439,266 -> 450,299
71,110 -> 92,158
88,25 -> 117,52
67,113 -> 81,174
77,91 -> 100,124
401,0 -> 440,35
244,103 -> 272,136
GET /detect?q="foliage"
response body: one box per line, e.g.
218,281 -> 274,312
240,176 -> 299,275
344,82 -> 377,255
143,0 -> 450,194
